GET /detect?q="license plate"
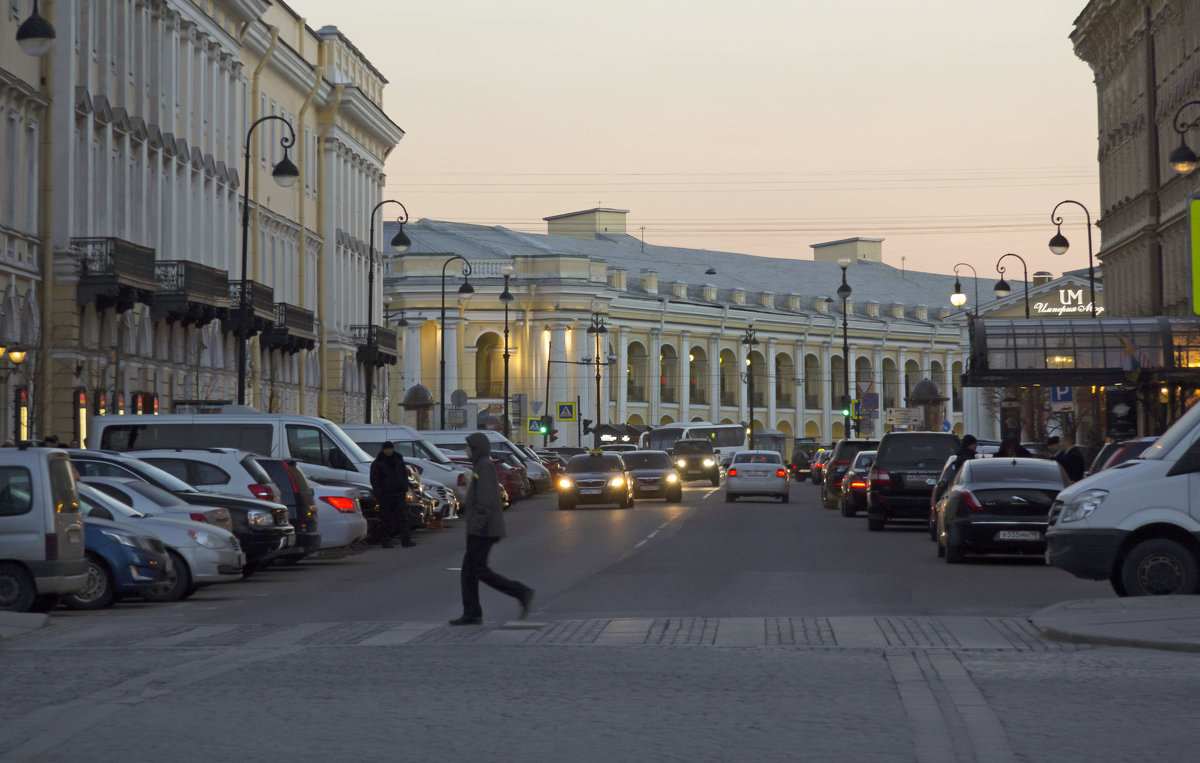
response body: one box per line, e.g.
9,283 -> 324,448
640,486 -> 660,493
996,530 -> 1041,541
926,478 -> 936,485
580,488 -> 602,495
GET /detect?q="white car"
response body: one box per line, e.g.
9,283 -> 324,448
77,476 -> 235,533
725,450 -> 790,503
131,448 -> 283,503
77,483 -> 244,600
310,483 -> 369,550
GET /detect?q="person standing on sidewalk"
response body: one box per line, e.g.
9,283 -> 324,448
370,441 -> 414,549
449,432 -> 534,626
951,434 -> 979,472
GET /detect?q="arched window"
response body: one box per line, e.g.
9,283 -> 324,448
719,348 -> 738,407
882,358 -> 899,410
804,354 -> 821,410
951,361 -> 963,412
775,353 -> 795,407
855,356 -> 873,402
904,359 -> 921,402
627,342 -> 648,402
830,355 -> 846,411
475,333 -> 503,397
747,350 -> 766,408
689,346 -> 709,405
660,345 -> 678,404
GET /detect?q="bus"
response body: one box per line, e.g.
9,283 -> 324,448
639,422 -> 747,458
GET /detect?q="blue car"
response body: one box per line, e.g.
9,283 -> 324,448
63,517 -> 171,610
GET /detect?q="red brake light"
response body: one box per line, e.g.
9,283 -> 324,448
834,460 -> 850,465
850,481 -> 867,489
962,489 -> 985,511
249,484 -> 276,501
775,469 -> 786,478
869,469 -> 890,488
728,468 -> 738,477
188,512 -> 211,524
458,473 -> 467,487
319,495 -> 357,513
44,533 -> 58,561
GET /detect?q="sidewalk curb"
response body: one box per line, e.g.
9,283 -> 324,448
1029,596 -> 1200,654
0,611 -> 50,640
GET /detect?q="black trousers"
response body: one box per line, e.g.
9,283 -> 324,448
461,534 -> 528,618
378,494 -> 411,545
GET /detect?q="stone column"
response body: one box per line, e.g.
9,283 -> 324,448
679,330 -> 691,422
766,336 -> 778,431
403,321 -> 423,395
709,333 -> 721,422
617,326 -> 628,424
648,328 -> 662,425
821,340 -> 833,440
441,316 -> 460,408
549,322 -> 569,430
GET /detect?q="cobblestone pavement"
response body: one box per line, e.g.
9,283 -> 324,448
3,615 -> 1196,762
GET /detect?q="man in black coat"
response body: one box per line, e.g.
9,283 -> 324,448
449,432 -> 534,626
1048,436 -> 1087,483
951,434 -> 979,473
370,441 -> 413,548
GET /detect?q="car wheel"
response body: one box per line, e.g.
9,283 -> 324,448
1119,538 -> 1200,596
64,554 -> 117,610
937,539 -> 946,558
725,492 -> 736,503
669,488 -> 683,502
1109,567 -> 1127,597
867,516 -> 885,531
780,491 -> 790,504
944,542 -> 965,564
840,499 -> 856,518
710,475 -> 720,487
557,499 -> 574,511
0,562 -> 36,612
141,550 -> 191,603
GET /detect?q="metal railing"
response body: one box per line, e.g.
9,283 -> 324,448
350,324 -> 399,355
227,280 -> 275,318
156,260 -> 228,303
73,237 -> 156,284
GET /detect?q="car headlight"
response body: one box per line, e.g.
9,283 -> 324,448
559,478 -> 573,489
1058,489 -> 1107,523
665,473 -> 678,483
702,458 -> 715,467
247,510 -> 273,528
188,529 -> 226,549
609,476 -> 625,487
677,459 -> 687,468
101,530 -> 138,547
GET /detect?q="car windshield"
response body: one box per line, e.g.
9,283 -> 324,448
673,441 -> 713,455
854,452 -> 876,469
878,436 -> 959,468
77,484 -> 145,518
965,459 -> 1065,484
116,458 -> 198,493
123,480 -> 193,507
733,453 -> 781,464
622,452 -> 672,469
567,455 -> 624,473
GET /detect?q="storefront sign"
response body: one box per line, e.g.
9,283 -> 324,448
1033,289 -> 1104,317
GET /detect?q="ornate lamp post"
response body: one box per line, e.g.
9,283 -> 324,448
1167,100 -> 1200,174
237,116 -> 299,406
585,314 -> 609,450
364,200 -> 411,423
993,253 -> 1030,319
950,262 -> 979,316
500,265 -> 515,438
1048,200 -> 1097,316
439,256 -> 474,429
741,325 -> 759,449
15,1 -> 55,56
837,258 -> 853,436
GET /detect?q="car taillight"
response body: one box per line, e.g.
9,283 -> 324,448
458,473 -> 467,487
775,469 -> 786,478
851,481 -> 867,489
728,468 -> 738,477
188,512 -> 212,524
319,495 -> 357,513
834,460 -> 849,466
869,469 -> 890,488
249,483 -> 277,502
962,489 -> 985,511
44,533 -> 58,561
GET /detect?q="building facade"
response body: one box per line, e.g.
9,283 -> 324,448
6,0 -> 401,444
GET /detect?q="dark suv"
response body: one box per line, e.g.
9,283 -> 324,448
821,438 -> 879,510
866,432 -> 961,531
558,453 -> 634,510
671,439 -> 721,485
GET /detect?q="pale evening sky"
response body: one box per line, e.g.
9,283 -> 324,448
286,0 -> 1101,282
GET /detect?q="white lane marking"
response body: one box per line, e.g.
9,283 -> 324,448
634,521 -> 672,550
703,487 -> 721,499
446,567 -> 462,571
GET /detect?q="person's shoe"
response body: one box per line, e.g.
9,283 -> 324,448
519,588 -> 535,619
381,540 -> 395,549
448,615 -> 483,626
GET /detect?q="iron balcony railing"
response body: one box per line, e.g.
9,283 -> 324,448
227,280 -> 276,321
156,260 -> 228,304
72,237 -> 157,310
273,302 -> 316,340
350,325 -> 399,356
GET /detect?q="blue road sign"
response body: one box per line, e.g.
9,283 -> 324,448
862,392 -> 879,410
527,418 -> 542,434
1051,386 -> 1073,404
942,420 -> 952,433
556,403 -> 576,421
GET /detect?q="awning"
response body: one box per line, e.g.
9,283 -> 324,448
963,316 -> 1200,387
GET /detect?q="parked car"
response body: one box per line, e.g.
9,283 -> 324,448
76,483 -> 244,601
557,453 -> 634,510
928,455 -> 960,541
936,458 -> 1068,563
599,444 -> 638,454
866,432 -> 961,531
424,430 -> 552,493
448,454 -> 526,504
619,450 -> 683,501
133,448 -> 283,503
341,424 -> 472,502
74,477 -> 234,533
789,439 -> 821,482
254,458 -> 322,561
725,450 -> 790,503
0,447 -> 87,612
65,516 -> 171,610
811,449 -> 832,485
533,450 -> 568,480
310,486 -> 369,550
670,439 -> 721,486
821,439 -> 879,511
1091,436 -> 1157,474
837,450 -> 876,517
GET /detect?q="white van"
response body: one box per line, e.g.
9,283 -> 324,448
91,413 -> 374,491
339,424 -> 470,499
422,429 -> 552,491
0,447 -> 88,611
1047,403 -> 1200,597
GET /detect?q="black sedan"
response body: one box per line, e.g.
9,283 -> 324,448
620,450 -> 682,502
935,458 -> 1068,563
557,453 -> 635,510
837,450 -> 875,517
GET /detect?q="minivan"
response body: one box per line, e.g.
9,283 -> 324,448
422,429 -> 552,492
0,447 -> 88,611
1047,402 -> 1200,597
338,423 -> 470,499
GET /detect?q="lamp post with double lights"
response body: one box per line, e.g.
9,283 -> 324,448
740,326 -> 759,449
585,314 -> 609,450
237,116 -> 300,406
837,258 -> 854,437
364,200 -> 411,423
993,253 -> 1031,319
1048,200 -> 1097,316
500,265 -> 515,438
950,262 -> 979,316
439,256 -> 474,429
1167,100 -> 1200,174
15,1 -> 55,56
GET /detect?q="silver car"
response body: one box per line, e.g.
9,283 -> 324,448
725,450 -> 790,503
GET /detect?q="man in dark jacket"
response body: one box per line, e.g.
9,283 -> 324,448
370,441 -> 413,549
449,432 -> 534,626
1048,435 -> 1086,482
951,434 -> 979,473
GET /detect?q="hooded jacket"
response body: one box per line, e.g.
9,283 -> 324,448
464,432 -> 506,538
370,449 -> 410,498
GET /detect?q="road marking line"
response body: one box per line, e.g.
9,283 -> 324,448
446,567 -> 462,571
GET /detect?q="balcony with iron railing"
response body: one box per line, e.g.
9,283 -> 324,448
226,280 -> 276,336
351,324 -> 399,366
262,302 -> 317,353
72,237 -> 157,312
153,260 -> 229,326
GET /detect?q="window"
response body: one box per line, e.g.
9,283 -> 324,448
74,461 -> 135,479
49,460 -> 80,514
100,423 -> 272,455
141,459 -> 189,482
287,425 -> 349,469
733,453 -> 781,464
0,466 -> 33,516
86,482 -> 134,505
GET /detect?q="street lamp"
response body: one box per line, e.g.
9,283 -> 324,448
1048,200 -> 1097,316
364,200 -> 410,423
237,115 -> 299,406
439,255 -> 474,429
741,325 -> 759,449
16,0 -> 55,57
500,265 -> 515,438
1167,100 -> 1200,174
993,253 -> 1030,319
950,262 -> 979,316
837,257 -> 853,437
585,314 -> 609,450
0,346 -> 28,441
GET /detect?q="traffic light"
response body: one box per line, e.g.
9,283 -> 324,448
549,428 -> 559,443
538,414 -> 552,435
582,419 -> 594,435
839,395 -> 851,418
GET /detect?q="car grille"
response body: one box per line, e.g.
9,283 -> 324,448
575,479 -> 606,488
637,477 -> 661,485
228,536 -> 241,552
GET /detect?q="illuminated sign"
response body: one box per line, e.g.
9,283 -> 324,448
1033,289 -> 1104,317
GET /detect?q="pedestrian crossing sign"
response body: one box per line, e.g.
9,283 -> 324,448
556,403 -> 576,422
527,418 -> 542,434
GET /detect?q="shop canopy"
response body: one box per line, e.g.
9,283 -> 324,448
963,317 -> 1200,388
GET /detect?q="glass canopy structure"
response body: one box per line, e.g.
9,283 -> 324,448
963,317 -> 1200,387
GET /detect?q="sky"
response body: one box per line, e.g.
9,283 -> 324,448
286,0 -> 1101,281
